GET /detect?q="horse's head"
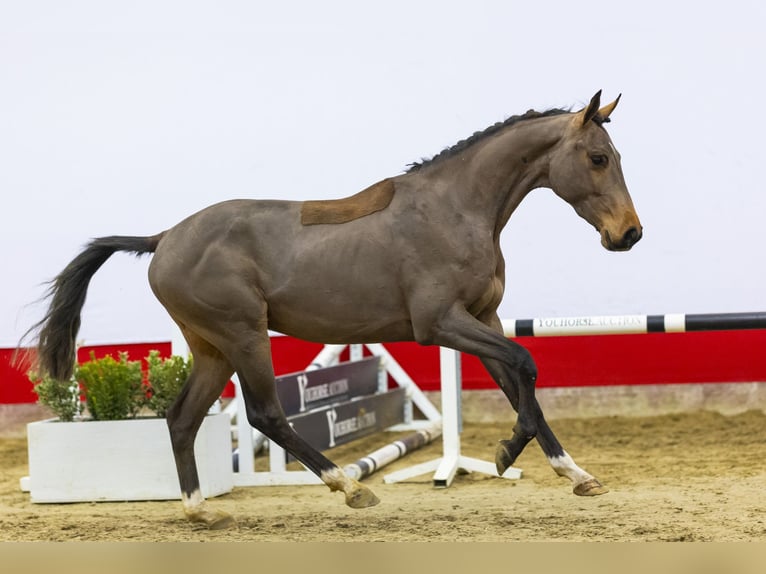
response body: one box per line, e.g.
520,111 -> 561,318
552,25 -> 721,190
548,91 -> 642,251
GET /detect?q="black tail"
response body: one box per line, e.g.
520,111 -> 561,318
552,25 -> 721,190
25,234 -> 164,381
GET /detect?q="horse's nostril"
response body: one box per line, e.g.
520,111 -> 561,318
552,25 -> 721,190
623,226 -> 641,247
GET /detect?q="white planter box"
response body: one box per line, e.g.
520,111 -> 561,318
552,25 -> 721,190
22,412 -> 233,503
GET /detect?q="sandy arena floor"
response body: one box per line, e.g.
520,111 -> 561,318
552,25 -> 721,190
1,407 -> 765,542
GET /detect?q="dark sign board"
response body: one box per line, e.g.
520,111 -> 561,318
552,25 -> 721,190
275,356 -> 381,416
286,387 -> 406,460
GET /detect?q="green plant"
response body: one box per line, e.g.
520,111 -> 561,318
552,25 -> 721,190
76,351 -> 145,421
29,371 -> 81,422
30,350 -> 190,422
145,350 -> 191,417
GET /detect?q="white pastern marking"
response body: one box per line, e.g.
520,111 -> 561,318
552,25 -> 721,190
548,451 -> 593,485
321,467 -> 353,493
182,489 -> 205,511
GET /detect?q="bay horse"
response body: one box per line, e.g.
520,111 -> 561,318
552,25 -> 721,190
28,91 -> 641,529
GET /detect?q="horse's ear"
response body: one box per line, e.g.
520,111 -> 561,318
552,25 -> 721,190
580,90 -> 602,126
598,93 -> 621,121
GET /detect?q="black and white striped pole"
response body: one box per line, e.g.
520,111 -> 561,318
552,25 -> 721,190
502,312 -> 766,338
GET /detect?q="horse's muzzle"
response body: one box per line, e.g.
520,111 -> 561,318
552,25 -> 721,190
604,226 -> 642,251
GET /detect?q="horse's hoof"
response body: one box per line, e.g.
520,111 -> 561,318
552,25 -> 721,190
495,440 -> 517,475
187,508 -> 238,530
573,478 -> 609,496
345,483 -> 380,509
207,512 -> 238,530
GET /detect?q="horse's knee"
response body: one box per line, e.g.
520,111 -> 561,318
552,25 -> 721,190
509,346 -> 537,384
519,354 -> 537,383
514,417 -> 538,440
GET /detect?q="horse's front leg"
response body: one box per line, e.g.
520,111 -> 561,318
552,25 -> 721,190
424,305 -> 607,496
419,304 -> 540,463
480,356 -> 608,496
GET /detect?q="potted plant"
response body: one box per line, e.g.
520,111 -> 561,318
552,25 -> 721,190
144,350 -> 192,417
21,351 -> 233,503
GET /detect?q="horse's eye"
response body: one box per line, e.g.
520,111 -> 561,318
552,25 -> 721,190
590,154 -> 608,167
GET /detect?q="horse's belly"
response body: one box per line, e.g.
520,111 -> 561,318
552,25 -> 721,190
265,284 -> 414,344
269,312 -> 415,344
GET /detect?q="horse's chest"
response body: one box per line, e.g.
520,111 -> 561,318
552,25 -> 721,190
460,245 -> 504,316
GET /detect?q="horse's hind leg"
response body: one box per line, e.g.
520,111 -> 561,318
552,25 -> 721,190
166,327 -> 237,529
230,326 -> 379,509
480,356 -> 608,496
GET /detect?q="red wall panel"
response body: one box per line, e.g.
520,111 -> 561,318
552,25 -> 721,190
3,330 -> 765,404
1,342 -> 172,404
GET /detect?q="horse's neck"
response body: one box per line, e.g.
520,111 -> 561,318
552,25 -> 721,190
419,115 -> 569,236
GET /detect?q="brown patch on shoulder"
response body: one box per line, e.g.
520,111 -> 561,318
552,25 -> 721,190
301,178 -> 395,225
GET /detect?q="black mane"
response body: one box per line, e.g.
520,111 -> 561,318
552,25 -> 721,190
406,108 -> 571,173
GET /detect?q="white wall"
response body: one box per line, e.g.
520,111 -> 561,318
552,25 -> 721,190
2,1 -> 765,347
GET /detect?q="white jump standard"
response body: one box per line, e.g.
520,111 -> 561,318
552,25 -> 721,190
384,347 -> 523,487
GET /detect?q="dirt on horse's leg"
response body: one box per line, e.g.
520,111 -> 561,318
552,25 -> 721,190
320,468 -> 380,508
181,489 -> 236,530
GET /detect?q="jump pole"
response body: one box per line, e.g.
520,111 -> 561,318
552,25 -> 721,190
343,423 -> 442,480
501,311 -> 766,338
